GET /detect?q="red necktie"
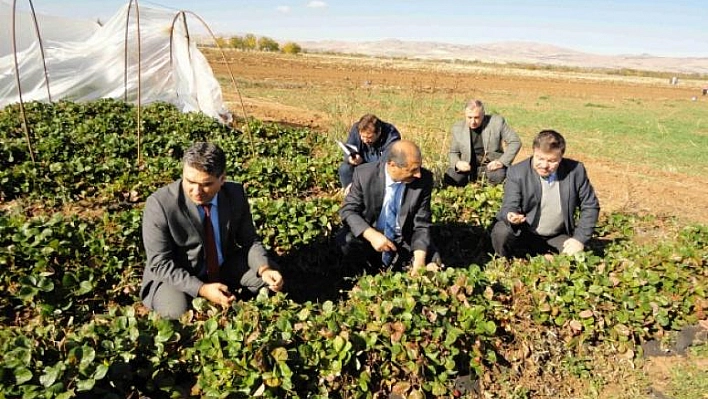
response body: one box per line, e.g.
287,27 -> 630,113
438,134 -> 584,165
202,204 -> 220,282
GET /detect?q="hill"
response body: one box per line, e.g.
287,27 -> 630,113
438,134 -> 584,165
300,39 -> 708,75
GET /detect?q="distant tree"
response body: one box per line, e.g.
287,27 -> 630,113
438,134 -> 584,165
214,36 -> 229,48
243,34 -> 257,51
258,36 -> 280,52
281,42 -> 302,55
229,35 -> 246,50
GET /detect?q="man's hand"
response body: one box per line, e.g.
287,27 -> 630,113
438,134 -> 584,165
198,283 -> 235,308
486,160 -> 503,171
343,183 -> 352,196
411,262 -> 442,276
562,238 -> 584,255
506,212 -> 527,225
409,250 -> 442,276
455,160 -> 471,172
411,250 -> 426,271
260,268 -> 284,292
363,228 -> 396,253
348,154 -> 363,166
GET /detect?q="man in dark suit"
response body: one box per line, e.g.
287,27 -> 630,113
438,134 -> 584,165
491,130 -> 600,258
338,113 -> 401,191
338,140 -> 440,273
445,99 -> 521,186
140,142 -> 284,319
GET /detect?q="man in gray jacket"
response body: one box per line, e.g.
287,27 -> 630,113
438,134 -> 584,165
140,142 -> 284,319
445,99 -> 521,186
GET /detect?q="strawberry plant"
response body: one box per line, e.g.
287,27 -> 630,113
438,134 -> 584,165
0,99 -> 706,398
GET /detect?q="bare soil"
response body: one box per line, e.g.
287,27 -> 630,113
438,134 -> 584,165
206,52 -> 708,396
209,51 -> 708,225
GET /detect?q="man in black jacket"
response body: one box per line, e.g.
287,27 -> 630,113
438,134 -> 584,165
338,140 -> 440,272
491,130 -> 600,258
338,113 -> 401,191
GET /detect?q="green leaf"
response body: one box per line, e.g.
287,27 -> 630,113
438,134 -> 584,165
76,378 -> 96,391
78,346 -> 96,373
431,381 -> 447,396
358,370 -> 371,392
40,365 -> 61,387
18,285 -> 39,300
297,307 -> 310,321
76,280 -> 93,295
204,318 -> 218,336
15,367 -> 33,384
93,364 -> 109,380
56,390 -> 76,399
484,320 -> 497,335
62,272 -> 78,288
155,322 -> 174,343
322,301 -> 334,313
271,347 -> 288,362
332,336 -> 345,353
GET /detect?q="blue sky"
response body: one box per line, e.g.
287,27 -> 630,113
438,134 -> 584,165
24,0 -> 708,57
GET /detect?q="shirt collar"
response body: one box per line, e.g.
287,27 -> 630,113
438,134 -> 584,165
384,164 -> 398,188
543,172 -> 558,184
200,193 -> 219,208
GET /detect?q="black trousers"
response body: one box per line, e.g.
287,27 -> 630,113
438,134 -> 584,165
444,165 -> 507,187
147,253 -> 267,319
336,228 -> 441,272
490,220 -> 569,259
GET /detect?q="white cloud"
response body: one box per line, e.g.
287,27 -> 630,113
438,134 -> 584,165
276,5 -> 291,13
307,1 -> 327,8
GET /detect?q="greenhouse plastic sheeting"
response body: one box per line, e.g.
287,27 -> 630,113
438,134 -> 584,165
0,1 -> 228,121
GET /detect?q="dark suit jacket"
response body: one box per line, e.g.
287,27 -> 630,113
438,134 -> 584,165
339,161 -> 433,252
140,180 -> 271,304
496,157 -> 600,244
448,114 -> 521,168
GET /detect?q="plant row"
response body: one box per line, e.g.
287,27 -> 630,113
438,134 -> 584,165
1,218 -> 705,398
0,100 -> 338,205
0,100 -> 706,398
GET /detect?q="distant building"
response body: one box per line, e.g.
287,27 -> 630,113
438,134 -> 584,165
670,76 -> 679,85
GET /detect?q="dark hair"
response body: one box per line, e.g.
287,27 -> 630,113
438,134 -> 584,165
532,130 -> 566,155
357,113 -> 381,135
386,140 -> 421,167
183,142 -> 226,177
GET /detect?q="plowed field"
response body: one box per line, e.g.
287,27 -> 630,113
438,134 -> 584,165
208,51 -> 708,225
